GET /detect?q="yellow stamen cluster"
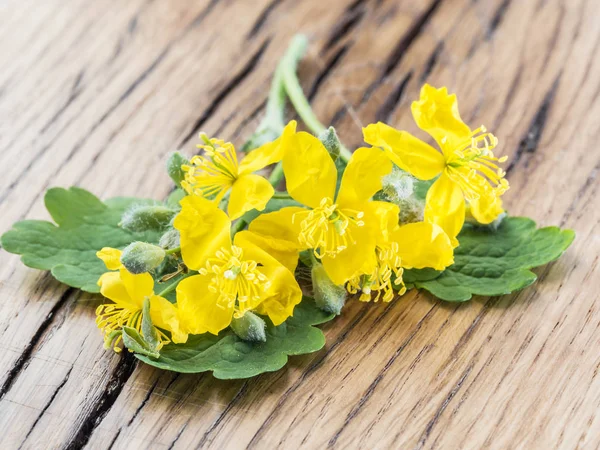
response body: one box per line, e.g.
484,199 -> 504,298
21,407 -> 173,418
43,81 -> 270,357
293,197 -> 365,259
199,245 -> 271,315
445,126 -> 509,202
347,243 -> 406,302
181,134 -> 239,200
95,303 -> 169,352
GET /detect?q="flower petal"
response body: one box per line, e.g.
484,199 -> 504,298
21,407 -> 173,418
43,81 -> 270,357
392,222 -> 454,270
362,122 -> 445,180
424,172 -> 465,247
227,173 -> 274,220
238,121 -> 296,174
247,206 -> 306,248
367,201 -> 400,246
97,271 -> 140,311
234,230 -> 299,274
239,239 -> 302,325
173,195 -> 232,271
149,295 -> 188,344
321,221 -> 377,285
176,274 -> 233,335
282,130 -> 337,208
120,268 -> 155,307
97,247 -> 122,270
469,194 -> 504,225
336,146 -> 393,209
411,84 -> 471,155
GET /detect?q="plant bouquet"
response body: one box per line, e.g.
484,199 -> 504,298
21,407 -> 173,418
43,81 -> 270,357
1,36 -> 574,379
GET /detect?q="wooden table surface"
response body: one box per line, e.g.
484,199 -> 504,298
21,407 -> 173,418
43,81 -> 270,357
1,0 -> 599,448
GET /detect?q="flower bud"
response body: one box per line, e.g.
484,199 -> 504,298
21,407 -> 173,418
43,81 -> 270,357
166,152 -> 189,188
311,262 -> 346,315
158,228 -> 180,250
120,204 -> 177,232
381,167 -> 425,224
230,311 -> 267,342
318,127 -> 342,162
120,241 -> 166,274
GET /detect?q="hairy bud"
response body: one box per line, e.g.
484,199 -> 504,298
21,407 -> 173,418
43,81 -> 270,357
120,204 -> 177,232
120,242 -> 166,274
166,152 -> 189,188
318,127 -> 342,162
381,167 -> 426,224
230,311 -> 267,342
311,262 -> 346,315
159,228 -> 180,250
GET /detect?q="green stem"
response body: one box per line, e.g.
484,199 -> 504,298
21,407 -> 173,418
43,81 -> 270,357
268,162 -> 284,187
156,271 -> 195,297
231,218 -> 247,235
164,246 -> 180,255
272,191 -> 292,200
280,35 -> 353,164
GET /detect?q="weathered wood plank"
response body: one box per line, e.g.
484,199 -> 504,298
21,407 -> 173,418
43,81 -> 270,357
0,0 -> 598,448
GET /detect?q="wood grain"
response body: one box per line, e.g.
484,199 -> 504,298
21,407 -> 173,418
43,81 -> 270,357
0,0 -> 598,448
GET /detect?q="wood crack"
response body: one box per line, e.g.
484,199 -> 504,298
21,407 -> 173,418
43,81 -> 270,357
0,288 -> 74,400
64,352 -> 138,450
247,0 -> 284,39
176,38 -> 271,147
505,74 -> 561,176
374,69 -> 412,122
323,0 -> 368,52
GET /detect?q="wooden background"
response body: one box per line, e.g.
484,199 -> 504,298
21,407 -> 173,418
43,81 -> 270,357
1,0 -> 599,448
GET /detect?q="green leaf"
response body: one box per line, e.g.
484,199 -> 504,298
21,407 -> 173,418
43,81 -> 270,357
136,297 -> 334,379
413,217 -> 575,301
122,326 -> 160,359
1,187 -> 162,292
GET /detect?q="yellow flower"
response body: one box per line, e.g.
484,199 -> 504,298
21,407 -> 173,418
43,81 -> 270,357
96,248 -> 189,351
181,122 -> 296,220
173,196 -> 302,335
346,203 -> 454,302
363,84 -> 509,246
248,128 -> 393,285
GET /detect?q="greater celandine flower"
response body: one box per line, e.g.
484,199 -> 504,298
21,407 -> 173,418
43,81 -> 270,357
96,248 -> 188,350
181,122 -> 295,220
248,125 -> 394,286
363,84 -> 509,246
173,196 -> 302,335
347,203 -> 454,302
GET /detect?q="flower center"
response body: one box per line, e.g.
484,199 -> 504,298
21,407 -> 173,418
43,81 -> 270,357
293,197 -> 365,259
347,243 -> 406,302
199,245 -> 271,314
95,302 -> 169,352
445,126 -> 509,201
181,135 -> 239,200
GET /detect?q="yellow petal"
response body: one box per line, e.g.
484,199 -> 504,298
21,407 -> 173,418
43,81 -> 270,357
227,173 -> 275,220
176,274 -> 233,335
469,194 -> 504,224
411,84 -> 471,155
120,268 -> 155,307
238,121 -> 296,174
424,173 -> 465,247
97,271 -> 139,311
234,230 -> 299,274
282,130 -> 337,208
367,201 -> 400,246
149,295 -> 188,344
362,122 -> 445,180
97,248 -> 122,270
173,195 -> 232,270
392,222 -> 454,270
247,206 -> 306,248
239,238 -> 302,325
321,219 -> 377,285
336,146 -> 393,209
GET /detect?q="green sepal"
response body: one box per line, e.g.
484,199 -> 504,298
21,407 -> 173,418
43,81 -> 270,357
141,297 -> 160,349
1,187 -> 161,292
166,152 -> 189,188
230,311 -> 267,343
409,216 -> 575,301
136,297 -> 334,379
122,326 -> 160,359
